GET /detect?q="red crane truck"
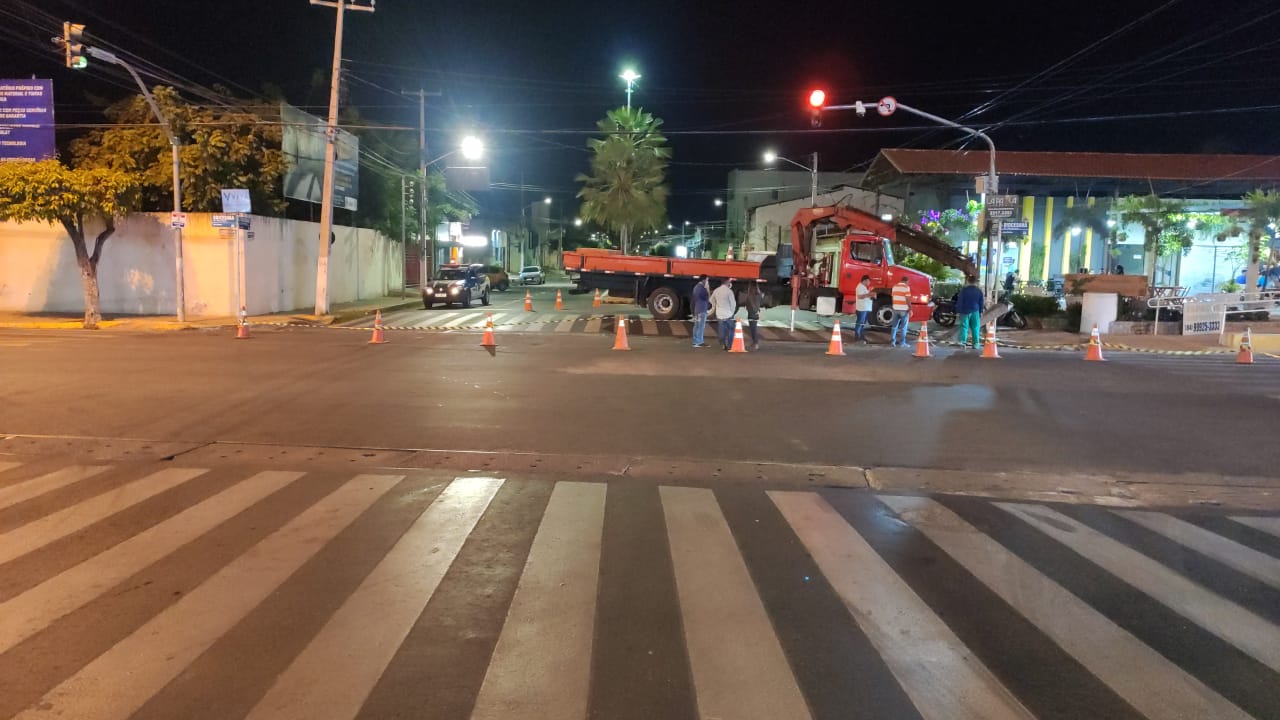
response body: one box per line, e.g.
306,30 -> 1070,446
563,204 -> 977,324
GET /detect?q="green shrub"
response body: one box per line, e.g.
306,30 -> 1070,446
1009,294 -> 1061,317
1065,302 -> 1083,332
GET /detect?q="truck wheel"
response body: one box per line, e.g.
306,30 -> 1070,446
647,286 -> 681,321
872,299 -> 895,326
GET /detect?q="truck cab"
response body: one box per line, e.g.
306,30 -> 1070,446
838,234 -> 934,324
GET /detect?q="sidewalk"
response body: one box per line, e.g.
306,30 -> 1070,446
0,295 -> 421,332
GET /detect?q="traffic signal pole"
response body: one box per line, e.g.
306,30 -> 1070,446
828,96 -> 1002,300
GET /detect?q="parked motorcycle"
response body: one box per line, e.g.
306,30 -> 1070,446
997,295 -> 1028,329
931,294 -> 957,326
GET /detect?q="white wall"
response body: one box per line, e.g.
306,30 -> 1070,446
0,213 -> 403,317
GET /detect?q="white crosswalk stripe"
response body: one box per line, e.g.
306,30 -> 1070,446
773,491 -> 1033,720
0,465 -> 109,510
0,461 -> 1276,719
1000,502 -> 1280,673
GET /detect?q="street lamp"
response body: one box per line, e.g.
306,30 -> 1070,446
713,198 -> 723,207
620,68 -> 641,109
426,135 -> 484,166
763,150 -> 819,207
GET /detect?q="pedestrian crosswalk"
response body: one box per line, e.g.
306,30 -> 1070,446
348,308 -> 840,342
0,459 -> 1277,719
1106,353 -> 1280,397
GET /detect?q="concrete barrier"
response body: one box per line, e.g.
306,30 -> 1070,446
1221,331 -> 1280,351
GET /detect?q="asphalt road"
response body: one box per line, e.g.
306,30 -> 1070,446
3,327 -> 1279,719
0,326 -> 1276,478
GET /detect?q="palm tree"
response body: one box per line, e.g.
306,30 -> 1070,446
1051,199 -> 1113,272
1115,194 -> 1189,283
576,107 -> 671,255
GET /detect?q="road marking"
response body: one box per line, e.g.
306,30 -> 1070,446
0,461 -> 21,475
584,318 -> 603,334
772,491 -> 1033,720
640,320 -> 658,336
662,486 -> 809,720
999,502 -> 1280,673
441,313 -> 480,328
246,476 -> 502,720
1231,515 -> 1280,540
0,465 -> 110,510
0,467 -> 207,565
670,322 -> 690,337
554,318 -> 577,333
1117,509 -> 1280,590
12,473 -> 402,720
882,496 -> 1252,720
470,481 -> 606,720
0,470 -> 304,655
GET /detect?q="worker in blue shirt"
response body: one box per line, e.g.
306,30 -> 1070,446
956,276 -> 986,350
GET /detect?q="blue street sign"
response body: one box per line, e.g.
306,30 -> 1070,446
1000,221 -> 1030,235
0,79 -> 55,161
211,214 -> 236,228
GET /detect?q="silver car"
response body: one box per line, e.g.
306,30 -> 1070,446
518,265 -> 545,285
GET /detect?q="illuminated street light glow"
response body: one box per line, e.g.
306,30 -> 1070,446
460,135 -> 484,160
574,218 -> 583,227
880,213 -> 894,222
1071,226 -> 1082,236
808,89 -> 826,108
763,150 -> 777,164
543,196 -> 552,204
714,198 -> 723,207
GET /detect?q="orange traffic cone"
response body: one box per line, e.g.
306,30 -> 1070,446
592,289 -> 602,308
368,309 -> 388,344
1237,327 -> 1254,364
825,320 -> 845,356
524,290 -> 533,312
612,315 -> 630,351
480,313 -> 496,347
235,306 -> 250,339
555,289 -> 564,311
913,325 -> 931,358
981,322 -> 1001,359
1085,324 -> 1106,361
729,319 -> 748,353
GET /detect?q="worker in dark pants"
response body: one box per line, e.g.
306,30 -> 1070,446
710,277 -> 737,350
744,282 -> 763,351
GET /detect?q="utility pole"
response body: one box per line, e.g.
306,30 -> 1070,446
310,0 -> 373,316
402,88 -> 441,282
85,46 -> 185,321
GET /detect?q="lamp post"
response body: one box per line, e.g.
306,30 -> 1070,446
763,150 -> 818,207
85,47 -> 185,321
421,136 -> 483,272
619,68 -> 641,110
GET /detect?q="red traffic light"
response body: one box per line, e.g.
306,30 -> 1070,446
808,89 -> 826,108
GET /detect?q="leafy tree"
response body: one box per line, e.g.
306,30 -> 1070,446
70,86 -> 288,215
1241,189 -> 1280,290
0,160 -> 140,328
917,200 -> 982,245
1115,194 -> 1190,282
577,107 -> 670,254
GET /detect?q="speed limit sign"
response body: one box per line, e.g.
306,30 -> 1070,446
877,96 -> 897,117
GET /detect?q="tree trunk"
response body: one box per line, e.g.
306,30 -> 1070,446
621,224 -> 630,255
77,254 -> 102,329
1245,231 -> 1262,293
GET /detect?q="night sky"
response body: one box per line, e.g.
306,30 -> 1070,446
4,0 -> 1279,227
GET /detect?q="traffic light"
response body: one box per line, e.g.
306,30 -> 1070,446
808,88 -> 825,128
62,22 -> 86,69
